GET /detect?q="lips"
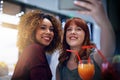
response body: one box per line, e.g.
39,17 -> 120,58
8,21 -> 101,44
42,36 -> 52,41
69,36 -> 78,40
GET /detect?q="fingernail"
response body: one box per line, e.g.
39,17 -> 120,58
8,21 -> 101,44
74,0 -> 77,4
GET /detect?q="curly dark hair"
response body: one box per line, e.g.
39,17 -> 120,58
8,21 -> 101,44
17,10 -> 62,54
58,17 -> 94,64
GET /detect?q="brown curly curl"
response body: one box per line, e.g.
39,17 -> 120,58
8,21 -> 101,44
17,10 -> 62,54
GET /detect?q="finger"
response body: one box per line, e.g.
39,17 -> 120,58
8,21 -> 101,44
86,0 -> 103,7
74,1 -> 93,11
77,10 -> 91,15
76,0 -> 102,7
83,0 -> 102,4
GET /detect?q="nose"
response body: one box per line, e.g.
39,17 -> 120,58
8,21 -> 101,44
46,29 -> 51,33
71,29 -> 76,34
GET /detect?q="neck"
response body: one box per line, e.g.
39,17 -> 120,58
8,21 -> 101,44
69,46 -> 81,61
70,46 -> 81,52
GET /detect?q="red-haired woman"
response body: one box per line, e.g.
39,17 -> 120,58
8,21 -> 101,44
56,17 -> 102,80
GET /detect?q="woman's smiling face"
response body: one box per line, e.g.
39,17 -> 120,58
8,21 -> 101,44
35,18 -> 54,47
66,23 -> 85,49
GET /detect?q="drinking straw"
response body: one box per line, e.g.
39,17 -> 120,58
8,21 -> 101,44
82,45 -> 93,63
66,49 -> 82,64
82,45 -> 107,62
96,48 -> 107,62
87,57 -> 91,63
82,45 -> 95,49
67,45 -> 108,64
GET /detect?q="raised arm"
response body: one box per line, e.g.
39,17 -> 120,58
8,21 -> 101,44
74,0 -> 116,65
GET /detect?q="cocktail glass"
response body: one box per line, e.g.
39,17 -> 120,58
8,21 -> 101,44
78,59 -> 95,80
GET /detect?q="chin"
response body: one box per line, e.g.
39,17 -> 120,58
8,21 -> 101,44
69,43 -> 78,46
44,43 -> 51,46
40,42 -> 50,47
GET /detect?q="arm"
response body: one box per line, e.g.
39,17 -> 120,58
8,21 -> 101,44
11,44 -> 36,80
28,44 -> 52,80
74,0 -> 116,66
12,44 -> 51,80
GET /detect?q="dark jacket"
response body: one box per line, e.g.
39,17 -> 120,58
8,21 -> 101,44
11,43 -> 52,80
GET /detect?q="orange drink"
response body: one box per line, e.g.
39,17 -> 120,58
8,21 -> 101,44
78,60 -> 95,80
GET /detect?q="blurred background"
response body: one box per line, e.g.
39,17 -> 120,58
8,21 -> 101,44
0,0 -> 119,79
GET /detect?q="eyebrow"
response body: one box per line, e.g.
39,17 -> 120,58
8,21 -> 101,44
41,24 -> 54,28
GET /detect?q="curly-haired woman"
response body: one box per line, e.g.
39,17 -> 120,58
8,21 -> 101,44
11,10 -> 62,80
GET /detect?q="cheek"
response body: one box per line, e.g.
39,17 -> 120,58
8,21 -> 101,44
81,35 -> 85,43
52,31 -> 54,36
50,32 -> 54,41
82,33 -> 85,39
66,33 -> 69,41
66,32 -> 70,37
35,32 -> 40,40
80,32 -> 85,42
35,30 -> 42,39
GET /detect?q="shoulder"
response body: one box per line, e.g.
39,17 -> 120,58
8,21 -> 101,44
20,43 -> 44,58
27,43 -> 43,49
25,43 -> 44,52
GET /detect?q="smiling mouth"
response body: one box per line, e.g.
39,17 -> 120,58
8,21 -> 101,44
70,36 -> 78,40
42,36 -> 52,41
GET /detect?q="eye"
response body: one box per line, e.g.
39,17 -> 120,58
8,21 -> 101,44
76,27 -> 82,31
66,28 -> 72,31
40,25 -> 46,30
49,27 -> 54,31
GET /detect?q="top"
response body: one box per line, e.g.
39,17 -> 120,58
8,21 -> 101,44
58,57 -> 102,80
11,43 -> 52,80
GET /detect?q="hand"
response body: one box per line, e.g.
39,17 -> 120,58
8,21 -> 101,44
74,0 -> 107,26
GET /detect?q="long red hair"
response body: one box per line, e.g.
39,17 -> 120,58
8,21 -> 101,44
59,17 -> 94,64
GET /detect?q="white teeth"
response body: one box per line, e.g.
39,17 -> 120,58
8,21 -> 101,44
44,37 -> 50,40
71,37 -> 76,39
70,37 -> 77,40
